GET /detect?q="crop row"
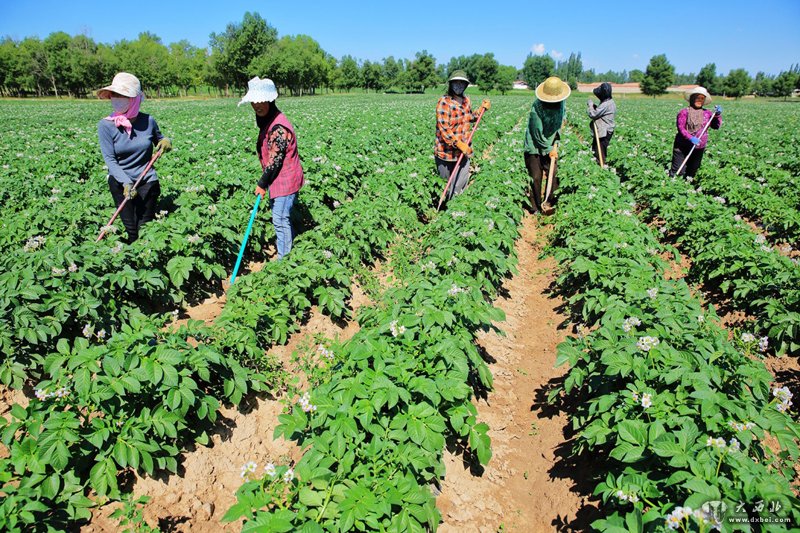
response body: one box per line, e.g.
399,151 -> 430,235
548,130 -> 800,532
222,106 -> 529,532
0,97 -> 449,388
567,102 -> 800,356
0,96 -> 531,532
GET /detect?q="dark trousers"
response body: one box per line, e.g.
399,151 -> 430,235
669,135 -> 704,178
108,177 -> 161,243
524,153 -> 558,213
591,131 -> 613,165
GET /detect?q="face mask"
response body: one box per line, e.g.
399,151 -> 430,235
451,81 -> 467,95
111,96 -> 130,114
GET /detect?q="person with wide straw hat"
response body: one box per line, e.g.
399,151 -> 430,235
668,86 -> 722,179
96,72 -> 172,243
434,70 -> 490,204
524,76 -> 569,215
239,76 -> 304,260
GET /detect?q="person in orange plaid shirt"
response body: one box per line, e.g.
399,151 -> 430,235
435,70 -> 490,203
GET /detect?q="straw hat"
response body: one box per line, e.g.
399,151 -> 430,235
238,77 -> 278,106
685,86 -> 712,104
448,70 -> 470,83
536,76 -> 571,103
96,72 -> 141,99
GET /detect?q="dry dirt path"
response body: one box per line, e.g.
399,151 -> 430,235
437,214 -> 597,532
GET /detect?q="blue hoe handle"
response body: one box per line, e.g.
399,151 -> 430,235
229,194 -> 263,285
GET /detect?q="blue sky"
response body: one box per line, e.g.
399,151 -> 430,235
1,0 -> 798,75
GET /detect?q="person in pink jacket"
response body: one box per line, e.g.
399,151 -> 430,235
239,77 -> 304,260
669,86 -> 722,179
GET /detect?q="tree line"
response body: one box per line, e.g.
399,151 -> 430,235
1,11 -> 798,98
520,51 -> 800,99
0,12 -> 521,98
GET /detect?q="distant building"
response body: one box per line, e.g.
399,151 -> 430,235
513,80 -> 530,90
667,84 -> 700,93
577,82 -> 642,94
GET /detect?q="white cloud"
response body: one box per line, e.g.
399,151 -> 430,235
632,53 -> 640,59
531,43 -> 545,55
550,50 -> 564,60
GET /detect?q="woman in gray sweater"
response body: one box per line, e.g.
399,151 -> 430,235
587,82 -> 616,166
96,72 -> 171,243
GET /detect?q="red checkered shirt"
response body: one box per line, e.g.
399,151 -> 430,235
435,95 -> 480,161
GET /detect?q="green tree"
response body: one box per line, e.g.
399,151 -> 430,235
474,53 -> 500,92
337,55 -> 360,91
251,35 -> 330,96
751,72 -> 773,96
42,32 -> 72,96
722,68 -> 751,98
209,12 -> 278,94
772,70 -> 797,100
640,54 -> 674,97
381,56 -> 402,90
115,33 -> 173,97
696,63 -> 719,94
65,34 -> 105,97
361,60 -> 383,92
629,69 -> 644,83
555,52 -> 583,82
404,50 -> 438,93
169,40 -> 207,96
496,65 -> 517,94
521,53 -> 554,89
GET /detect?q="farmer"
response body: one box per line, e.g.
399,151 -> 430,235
587,82 -> 616,166
668,86 -> 722,179
96,72 -> 171,243
524,76 -> 569,214
435,70 -> 490,203
239,76 -> 304,260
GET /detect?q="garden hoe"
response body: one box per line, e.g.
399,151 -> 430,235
228,193 -> 262,286
592,121 -> 605,168
542,143 -> 558,216
95,147 -> 164,243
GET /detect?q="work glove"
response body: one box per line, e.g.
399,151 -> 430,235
255,185 -> 268,198
479,99 -> 491,111
123,183 -> 137,200
155,138 -> 172,153
690,136 -> 700,146
549,147 -> 558,160
714,105 -> 722,115
455,140 -> 473,157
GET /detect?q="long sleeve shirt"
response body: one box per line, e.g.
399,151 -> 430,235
435,95 -> 480,161
676,108 -> 721,150
257,125 -> 290,190
524,100 -> 565,156
587,99 -> 616,138
98,113 -> 163,185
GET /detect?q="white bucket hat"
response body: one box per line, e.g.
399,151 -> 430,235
238,77 -> 278,106
96,72 -> 142,99
685,86 -> 712,104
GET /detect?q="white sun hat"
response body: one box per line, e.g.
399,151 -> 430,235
96,72 -> 142,99
685,86 -> 712,104
238,77 -> 278,106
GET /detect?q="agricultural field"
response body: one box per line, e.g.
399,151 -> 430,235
0,94 -> 798,532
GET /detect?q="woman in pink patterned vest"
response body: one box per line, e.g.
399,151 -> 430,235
239,77 -> 305,260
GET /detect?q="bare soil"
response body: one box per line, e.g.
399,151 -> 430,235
437,215 -> 598,532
